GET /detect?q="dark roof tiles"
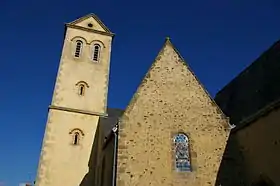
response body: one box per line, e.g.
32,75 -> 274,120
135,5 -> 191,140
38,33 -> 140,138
215,40 -> 280,126
99,108 -> 124,136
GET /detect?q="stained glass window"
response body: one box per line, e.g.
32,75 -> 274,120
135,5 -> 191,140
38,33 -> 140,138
174,133 -> 191,172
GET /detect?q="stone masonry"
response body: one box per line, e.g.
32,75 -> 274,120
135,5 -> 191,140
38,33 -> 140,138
116,38 -> 231,186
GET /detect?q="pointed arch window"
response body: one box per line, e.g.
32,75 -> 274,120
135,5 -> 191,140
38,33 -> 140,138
92,44 -> 101,62
174,133 -> 191,172
74,40 -> 83,58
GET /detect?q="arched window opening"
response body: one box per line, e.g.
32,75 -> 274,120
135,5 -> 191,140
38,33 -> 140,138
79,84 -> 85,96
75,81 -> 89,96
92,44 -> 101,62
73,132 -> 80,145
74,40 -> 83,58
174,133 -> 191,172
69,128 -> 84,146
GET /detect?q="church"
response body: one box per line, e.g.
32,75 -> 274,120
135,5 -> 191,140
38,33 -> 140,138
34,13 -> 233,186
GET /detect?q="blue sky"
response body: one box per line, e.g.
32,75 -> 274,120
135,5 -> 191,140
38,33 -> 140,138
0,0 -> 280,185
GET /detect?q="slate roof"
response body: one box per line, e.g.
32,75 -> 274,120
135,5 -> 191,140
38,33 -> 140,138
215,39 -> 280,128
99,108 -> 124,136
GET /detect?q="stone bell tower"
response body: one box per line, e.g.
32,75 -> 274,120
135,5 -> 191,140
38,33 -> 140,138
35,14 -> 114,186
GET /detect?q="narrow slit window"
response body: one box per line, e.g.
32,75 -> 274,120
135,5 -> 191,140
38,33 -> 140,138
174,133 -> 191,172
93,44 -> 101,62
69,128 -> 84,146
73,132 -> 79,145
79,84 -> 85,96
75,40 -> 83,58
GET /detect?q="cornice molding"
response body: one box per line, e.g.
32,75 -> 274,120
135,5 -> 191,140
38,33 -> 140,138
49,105 -> 108,117
65,24 -> 115,37
67,13 -> 112,33
232,98 -> 280,132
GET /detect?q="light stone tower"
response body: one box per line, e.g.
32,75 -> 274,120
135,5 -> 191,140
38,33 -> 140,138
35,14 -> 114,186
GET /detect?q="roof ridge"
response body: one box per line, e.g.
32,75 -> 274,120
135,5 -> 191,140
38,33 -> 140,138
215,39 -> 280,97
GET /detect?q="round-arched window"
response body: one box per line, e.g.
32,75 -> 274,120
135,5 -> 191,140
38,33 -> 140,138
92,44 -> 101,62
174,133 -> 191,172
74,40 -> 83,58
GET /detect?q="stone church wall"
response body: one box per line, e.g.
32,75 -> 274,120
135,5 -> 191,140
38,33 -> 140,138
116,39 -> 230,186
